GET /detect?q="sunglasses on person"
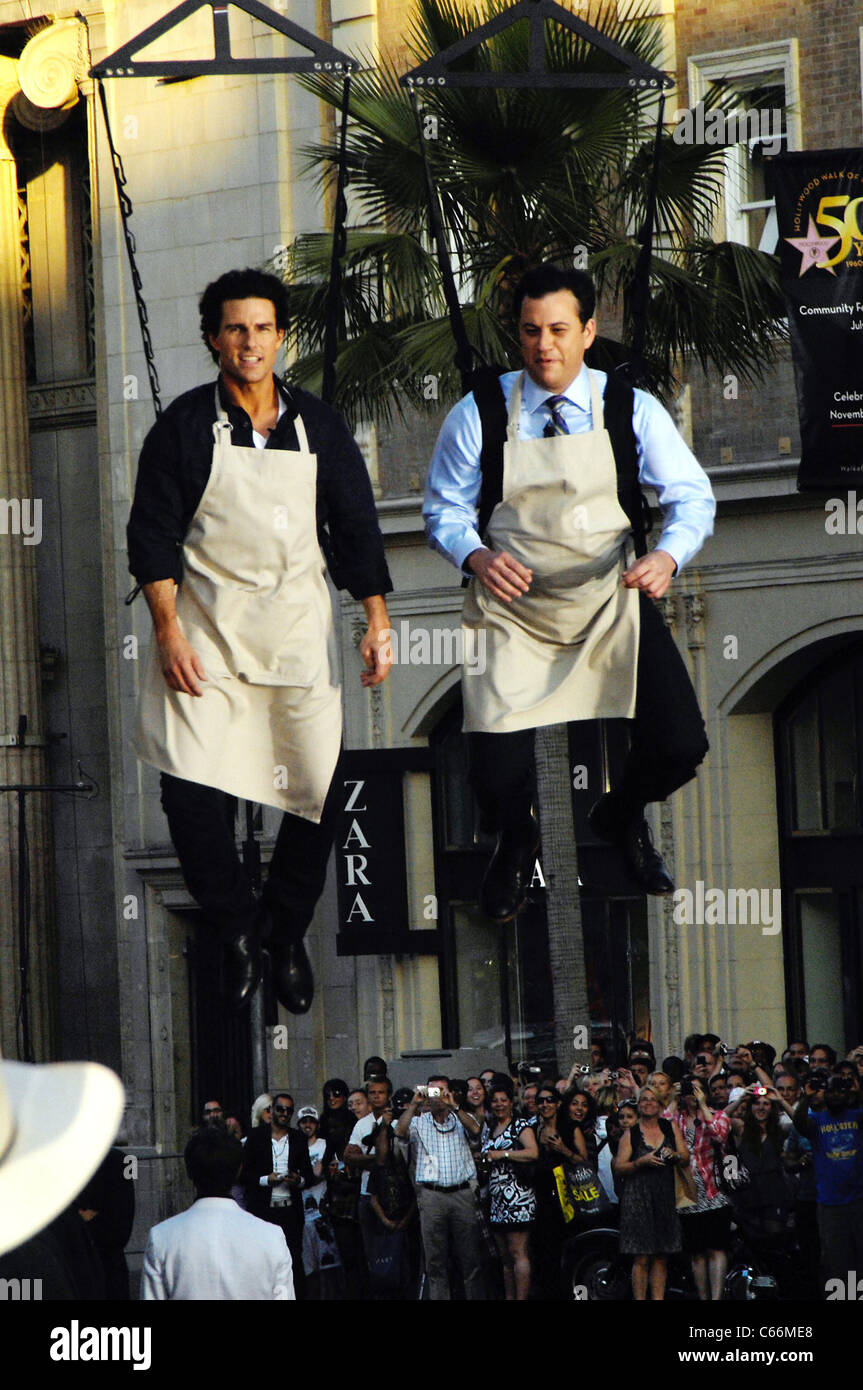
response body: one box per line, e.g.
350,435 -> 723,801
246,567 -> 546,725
536,1094 -> 557,1105
273,1104 -> 294,1114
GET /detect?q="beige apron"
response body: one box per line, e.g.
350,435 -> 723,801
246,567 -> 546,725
461,368 -> 640,734
134,388 -> 342,821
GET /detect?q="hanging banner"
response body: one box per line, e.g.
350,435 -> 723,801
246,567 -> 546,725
770,149 -> 863,490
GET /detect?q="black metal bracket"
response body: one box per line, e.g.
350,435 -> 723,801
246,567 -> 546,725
90,0 -> 358,79
91,2 -> 360,413
398,0 -> 672,91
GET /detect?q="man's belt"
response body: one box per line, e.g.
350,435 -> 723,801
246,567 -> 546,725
418,1180 -> 472,1193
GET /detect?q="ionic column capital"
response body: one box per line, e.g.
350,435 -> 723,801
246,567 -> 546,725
0,18 -> 86,148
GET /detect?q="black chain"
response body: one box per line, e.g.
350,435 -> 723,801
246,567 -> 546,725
97,79 -> 162,418
321,73 -> 352,406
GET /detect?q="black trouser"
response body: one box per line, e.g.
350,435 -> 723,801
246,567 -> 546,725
265,1203 -> 307,1300
468,592 -> 709,831
159,768 -> 341,943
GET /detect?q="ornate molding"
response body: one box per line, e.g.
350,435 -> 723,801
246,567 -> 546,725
656,594 -> 678,632
27,378 -> 97,430
683,593 -> 706,649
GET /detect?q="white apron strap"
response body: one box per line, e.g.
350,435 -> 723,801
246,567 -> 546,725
507,368 -> 604,438
211,382 -> 310,451
587,368 -> 605,430
506,371 -> 525,440
213,383 -> 232,443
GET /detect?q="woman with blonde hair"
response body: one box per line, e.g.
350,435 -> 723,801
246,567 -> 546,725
249,1094 -> 272,1134
613,1085 -> 690,1299
647,1071 -> 676,1118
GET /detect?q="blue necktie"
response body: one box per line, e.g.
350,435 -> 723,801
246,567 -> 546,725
543,394 -> 570,436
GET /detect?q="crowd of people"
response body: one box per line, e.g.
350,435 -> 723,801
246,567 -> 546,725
141,1033 -> 863,1300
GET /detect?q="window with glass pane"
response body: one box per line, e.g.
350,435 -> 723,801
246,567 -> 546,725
581,897 -> 650,1052
788,693 -> 822,831
797,892 -> 843,1046
710,72 -> 786,251
821,666 -> 858,829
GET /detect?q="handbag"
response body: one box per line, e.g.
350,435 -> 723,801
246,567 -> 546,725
674,1162 -> 697,1209
367,1227 -> 406,1294
554,1161 -> 611,1224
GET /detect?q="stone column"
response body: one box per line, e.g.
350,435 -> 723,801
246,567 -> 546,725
0,23 -> 83,1059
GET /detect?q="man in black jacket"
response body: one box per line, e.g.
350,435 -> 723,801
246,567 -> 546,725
128,268 -> 392,1014
241,1092 -> 313,1299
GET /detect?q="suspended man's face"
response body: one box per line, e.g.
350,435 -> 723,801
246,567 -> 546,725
209,297 -> 285,388
518,290 -> 596,395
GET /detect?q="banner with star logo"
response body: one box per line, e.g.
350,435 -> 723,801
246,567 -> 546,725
770,149 -> 863,489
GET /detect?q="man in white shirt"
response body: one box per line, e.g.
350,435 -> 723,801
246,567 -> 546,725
141,1128 -> 293,1300
423,263 -> 715,918
395,1075 -> 485,1299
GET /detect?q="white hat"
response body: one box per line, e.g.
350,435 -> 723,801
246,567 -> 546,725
296,1105 -> 319,1122
0,1055 -> 125,1257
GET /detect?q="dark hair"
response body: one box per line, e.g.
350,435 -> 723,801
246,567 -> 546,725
561,1085 -> 597,1130
662,1055 -> 686,1083
363,1055 -> 388,1077
427,1074 -> 450,1087
746,1040 -> 777,1069
489,1075 -> 515,1101
683,1033 -> 702,1057
364,1075 -> 393,1097
322,1077 -> 349,1102
740,1094 -> 783,1153
184,1128 -> 243,1196
785,1038 -> 810,1053
272,1092 -> 294,1108
810,1043 -> 837,1068
513,264 -> 596,325
199,268 -> 290,362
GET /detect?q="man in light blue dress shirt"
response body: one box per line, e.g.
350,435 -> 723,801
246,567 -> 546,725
423,264 -> 715,918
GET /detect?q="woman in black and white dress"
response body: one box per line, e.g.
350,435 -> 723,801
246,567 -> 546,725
481,1077 -> 539,1301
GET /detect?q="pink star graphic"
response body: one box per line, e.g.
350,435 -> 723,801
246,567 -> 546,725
784,215 -> 841,276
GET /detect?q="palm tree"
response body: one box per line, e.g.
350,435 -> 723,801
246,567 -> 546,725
279,0 -> 786,426
277,0 -> 785,1072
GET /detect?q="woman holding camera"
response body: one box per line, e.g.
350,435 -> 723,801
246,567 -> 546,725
480,1077 -> 539,1300
674,1077 -> 733,1299
727,1085 -> 791,1242
529,1083 -> 588,1299
613,1086 -> 690,1299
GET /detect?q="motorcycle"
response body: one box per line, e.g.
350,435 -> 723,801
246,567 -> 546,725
562,1212 -> 800,1301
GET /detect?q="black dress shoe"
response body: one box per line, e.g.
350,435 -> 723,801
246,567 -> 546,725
479,814 -> 541,923
267,939 -> 314,1015
589,796 -> 674,896
223,931 -> 261,1011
